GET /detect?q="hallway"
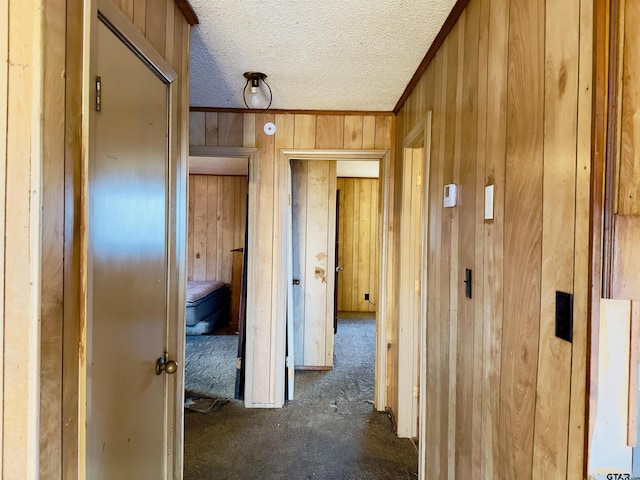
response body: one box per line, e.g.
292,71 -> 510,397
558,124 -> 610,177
183,313 -> 418,479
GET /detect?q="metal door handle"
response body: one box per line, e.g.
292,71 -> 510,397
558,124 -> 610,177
156,352 -> 178,375
336,266 -> 344,272
292,279 -> 300,285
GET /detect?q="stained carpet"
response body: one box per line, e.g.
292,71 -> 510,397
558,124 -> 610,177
183,313 -> 418,480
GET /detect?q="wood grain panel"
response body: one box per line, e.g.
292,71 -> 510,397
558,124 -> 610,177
501,0 -> 544,477
612,215 -> 640,300
532,0 -> 580,476
218,112 -> 244,147
133,0 -> 146,35
40,0 -> 66,477
205,112 -> 218,146
187,174 -> 247,284
362,116 -> 376,149
316,115 -> 344,149
190,111 -> 205,146
455,3 -> 479,477
291,160 -> 308,366
0,4 -> 7,474
145,0 -> 166,56
375,116 -> 392,150
5,1 -> 42,477
482,0 -> 509,477
619,0 -> 640,215
294,114 -> 316,149
344,115 -> 363,149
336,178 -> 378,313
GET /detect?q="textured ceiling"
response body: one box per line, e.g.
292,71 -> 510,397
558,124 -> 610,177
189,0 -> 457,111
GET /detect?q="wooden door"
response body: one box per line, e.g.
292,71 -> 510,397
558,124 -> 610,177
291,160 -> 337,369
87,20 -> 172,479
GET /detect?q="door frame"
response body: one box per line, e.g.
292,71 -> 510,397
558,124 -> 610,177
275,149 -> 391,409
79,1 -> 186,477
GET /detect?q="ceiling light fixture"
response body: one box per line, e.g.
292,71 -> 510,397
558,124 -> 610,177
243,72 -> 272,110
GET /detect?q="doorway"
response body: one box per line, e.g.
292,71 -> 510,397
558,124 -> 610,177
279,149 -> 391,405
183,147 -> 255,404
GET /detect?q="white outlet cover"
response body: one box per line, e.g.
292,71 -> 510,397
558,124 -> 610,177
264,122 -> 276,135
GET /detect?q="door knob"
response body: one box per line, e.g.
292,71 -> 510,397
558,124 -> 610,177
292,279 -> 300,285
156,352 -> 178,375
336,266 -> 344,272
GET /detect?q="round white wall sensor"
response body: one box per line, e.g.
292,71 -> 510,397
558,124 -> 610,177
263,122 -> 276,135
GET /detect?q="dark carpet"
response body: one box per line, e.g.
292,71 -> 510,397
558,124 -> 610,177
183,313 -> 418,480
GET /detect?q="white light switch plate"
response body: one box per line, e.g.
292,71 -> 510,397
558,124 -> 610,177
484,185 -> 494,220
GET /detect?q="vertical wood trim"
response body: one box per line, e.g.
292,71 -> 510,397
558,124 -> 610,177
4,1 -> 43,478
40,0 -> 66,476
566,0 -> 593,476
629,301 -> 640,447
362,116 -> 376,149
0,0 -> 7,471
145,0 -> 166,56
343,115 -> 363,149
133,0 -> 146,34
189,111 -> 205,146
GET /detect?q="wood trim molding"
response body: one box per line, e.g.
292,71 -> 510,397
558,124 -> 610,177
175,0 -> 198,26
190,106 -> 394,116
393,0 -> 471,114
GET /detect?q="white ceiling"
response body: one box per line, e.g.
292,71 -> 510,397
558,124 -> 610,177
189,1 -> 457,111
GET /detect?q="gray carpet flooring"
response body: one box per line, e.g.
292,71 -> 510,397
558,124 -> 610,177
185,333 -> 238,399
183,313 -> 418,480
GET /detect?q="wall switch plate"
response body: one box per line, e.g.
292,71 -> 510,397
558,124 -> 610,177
484,185 -> 494,220
555,291 -> 573,343
464,268 -> 472,298
444,184 -> 457,208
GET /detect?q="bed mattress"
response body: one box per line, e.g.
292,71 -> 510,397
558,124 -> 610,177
185,281 -> 230,328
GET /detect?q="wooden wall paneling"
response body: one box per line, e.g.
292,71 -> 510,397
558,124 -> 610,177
5,1 -> 43,478
352,178 -> 361,310
612,215 -> 640,300
369,178 -> 378,312
164,1 -> 174,63
316,115 -> 344,149
425,48 -> 444,478
482,0 -> 509,476
501,0 -> 544,477
190,112 -> 205,146
629,301 -> 640,446
411,148 -> 423,439
359,179 -> 371,312
532,0 -> 580,476
362,115 -> 376,149
205,176 -> 218,280
62,0 -> 84,476
233,176 -> 243,249
567,0 -> 593,475
218,112 -> 244,147
192,175 -> 207,280
447,18 -> 465,478
294,114 -> 317,149
0,2 -> 7,473
375,116 -> 392,150
40,0 -> 66,476
472,0 -> 489,475
342,179 -> 355,310
455,2 -> 479,477
145,0 -> 166,56
113,0 -> 134,22
619,0 -> 640,216
440,32 -> 458,476
214,177 -> 224,279
344,115 -> 364,149
222,177 -> 235,276
205,112 -> 218,146
252,113 -> 276,403
187,173 -> 195,279
133,0 -> 146,34
291,160 -> 308,366
243,113 -> 256,147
